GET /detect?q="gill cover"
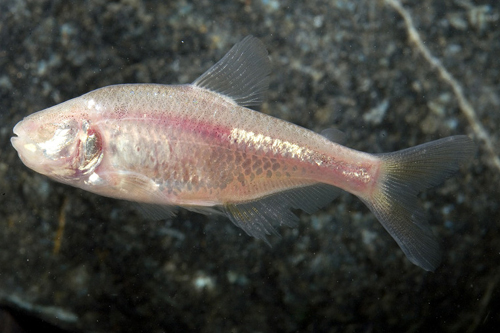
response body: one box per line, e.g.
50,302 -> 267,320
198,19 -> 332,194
78,120 -> 103,176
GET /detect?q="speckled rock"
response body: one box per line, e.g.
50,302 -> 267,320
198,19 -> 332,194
0,0 -> 498,332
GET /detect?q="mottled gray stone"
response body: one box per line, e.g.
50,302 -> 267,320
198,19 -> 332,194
0,0 -> 498,332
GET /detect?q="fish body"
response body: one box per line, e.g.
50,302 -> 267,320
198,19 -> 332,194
11,36 -> 475,271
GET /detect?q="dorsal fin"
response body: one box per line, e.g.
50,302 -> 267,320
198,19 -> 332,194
192,35 -> 271,108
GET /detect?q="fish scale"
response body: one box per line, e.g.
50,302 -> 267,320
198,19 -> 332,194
83,84 -> 341,202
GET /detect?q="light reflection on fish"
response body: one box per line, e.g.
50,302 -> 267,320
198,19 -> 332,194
11,36 -> 475,271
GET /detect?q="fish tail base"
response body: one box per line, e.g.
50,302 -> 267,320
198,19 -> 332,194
360,135 -> 475,271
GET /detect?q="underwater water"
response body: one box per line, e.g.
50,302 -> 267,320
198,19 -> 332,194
0,0 -> 498,332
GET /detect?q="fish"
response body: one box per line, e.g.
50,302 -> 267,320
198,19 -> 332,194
11,36 -> 475,271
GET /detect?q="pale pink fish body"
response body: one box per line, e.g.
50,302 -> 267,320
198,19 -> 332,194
11,36 -> 475,271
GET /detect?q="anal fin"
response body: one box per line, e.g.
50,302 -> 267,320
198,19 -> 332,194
223,183 -> 342,243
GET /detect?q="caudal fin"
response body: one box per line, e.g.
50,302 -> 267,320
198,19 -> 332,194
361,135 -> 475,271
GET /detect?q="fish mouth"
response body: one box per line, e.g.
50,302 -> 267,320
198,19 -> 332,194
12,119 -> 24,136
11,119 -> 40,163
11,122 -> 23,152
11,120 -> 29,153
11,119 -> 55,177
10,135 -> 19,151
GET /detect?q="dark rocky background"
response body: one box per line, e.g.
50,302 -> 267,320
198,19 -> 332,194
0,0 -> 498,332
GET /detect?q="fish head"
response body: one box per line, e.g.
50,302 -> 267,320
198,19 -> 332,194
11,100 -> 103,183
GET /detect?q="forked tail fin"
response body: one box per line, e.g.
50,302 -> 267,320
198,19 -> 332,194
360,135 -> 475,271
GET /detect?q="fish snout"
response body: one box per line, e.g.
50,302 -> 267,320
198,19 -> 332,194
11,115 -> 80,177
11,118 -> 36,155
